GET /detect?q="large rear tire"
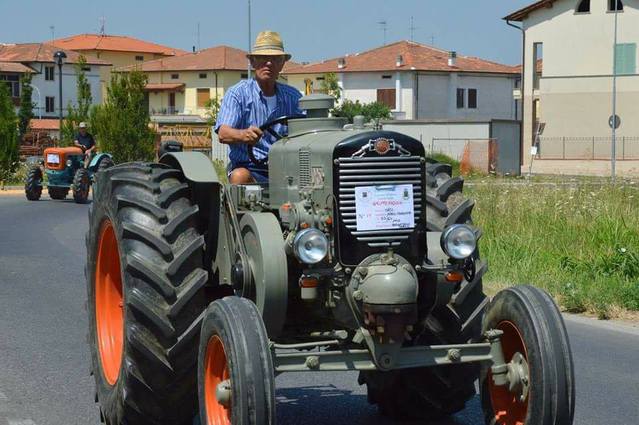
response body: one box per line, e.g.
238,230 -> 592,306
480,285 -> 575,425
73,168 -> 90,204
25,166 -> 43,201
198,296 -> 275,425
360,161 -> 487,420
86,163 -> 208,424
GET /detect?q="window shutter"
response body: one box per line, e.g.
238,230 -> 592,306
615,43 -> 636,75
197,88 -> 210,108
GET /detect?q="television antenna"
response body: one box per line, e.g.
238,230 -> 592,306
377,20 -> 387,45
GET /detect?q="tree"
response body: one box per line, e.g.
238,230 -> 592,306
61,56 -> 93,145
0,83 -> 19,185
331,99 -> 392,123
204,96 -> 220,127
90,70 -> 156,163
321,72 -> 341,100
18,72 -> 34,137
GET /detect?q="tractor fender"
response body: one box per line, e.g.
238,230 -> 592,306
88,153 -> 112,171
160,152 -> 223,279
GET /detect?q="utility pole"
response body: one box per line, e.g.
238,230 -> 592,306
247,0 -> 252,79
611,0 -> 619,182
377,20 -> 387,45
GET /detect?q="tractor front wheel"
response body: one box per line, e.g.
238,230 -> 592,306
86,163 -> 208,424
25,166 -> 42,201
480,285 -> 575,425
198,297 -> 275,425
73,168 -> 90,203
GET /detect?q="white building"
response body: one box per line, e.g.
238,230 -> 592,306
505,0 -> 639,175
0,43 -> 109,119
284,41 -> 520,121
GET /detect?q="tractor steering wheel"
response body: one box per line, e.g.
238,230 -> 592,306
248,114 -> 305,167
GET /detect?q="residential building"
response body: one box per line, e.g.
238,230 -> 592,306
0,43 -> 109,118
119,45 -> 252,117
52,33 -> 187,97
283,41 -> 520,121
505,0 -> 639,175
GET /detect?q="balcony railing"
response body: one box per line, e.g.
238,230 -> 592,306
151,107 -> 182,115
536,136 -> 639,160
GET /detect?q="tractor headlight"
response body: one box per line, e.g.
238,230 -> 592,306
293,228 -> 328,264
440,224 -> 477,259
66,159 -> 73,167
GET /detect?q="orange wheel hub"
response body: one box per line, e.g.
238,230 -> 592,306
95,219 -> 124,386
204,335 -> 231,425
489,320 -> 529,425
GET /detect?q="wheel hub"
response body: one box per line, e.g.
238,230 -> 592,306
507,352 -> 530,402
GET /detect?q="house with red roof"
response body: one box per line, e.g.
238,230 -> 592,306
0,43 -> 110,119
51,33 -> 187,98
283,40 -> 520,121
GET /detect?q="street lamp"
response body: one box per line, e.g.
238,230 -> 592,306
53,50 -> 66,136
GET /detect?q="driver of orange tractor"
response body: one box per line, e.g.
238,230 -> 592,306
215,30 -> 303,184
73,122 -> 96,168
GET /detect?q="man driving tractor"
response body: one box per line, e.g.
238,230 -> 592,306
215,30 -> 303,184
73,122 -> 96,168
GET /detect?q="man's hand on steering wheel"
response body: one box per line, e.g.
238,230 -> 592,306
241,126 -> 263,145
248,114 -> 305,166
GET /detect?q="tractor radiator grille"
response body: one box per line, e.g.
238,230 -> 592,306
299,149 -> 311,189
336,156 -> 424,248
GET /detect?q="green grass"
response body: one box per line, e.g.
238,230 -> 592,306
466,177 -> 639,318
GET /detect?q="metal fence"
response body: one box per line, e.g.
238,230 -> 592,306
537,136 -> 639,160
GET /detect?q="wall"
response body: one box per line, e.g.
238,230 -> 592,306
520,0 -> 639,166
29,62 -> 103,118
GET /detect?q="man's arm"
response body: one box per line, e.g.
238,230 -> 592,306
218,125 -> 263,146
214,89 -> 263,146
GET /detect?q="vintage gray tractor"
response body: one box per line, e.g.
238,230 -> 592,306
86,95 -> 574,425
25,146 -> 113,203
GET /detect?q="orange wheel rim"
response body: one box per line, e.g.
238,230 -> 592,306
489,320 -> 529,425
204,335 -> 231,425
95,219 -> 124,386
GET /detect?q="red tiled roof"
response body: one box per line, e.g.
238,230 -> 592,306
120,45 -> 302,73
52,34 -> 187,56
29,119 -> 60,130
504,0 -> 556,21
283,41 -> 519,75
144,83 -> 185,92
514,59 -> 543,73
0,43 -> 109,65
0,62 -> 34,73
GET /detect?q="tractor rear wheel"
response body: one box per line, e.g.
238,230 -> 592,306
73,168 -> 90,203
480,285 -> 575,425
86,163 -> 208,425
25,166 -> 42,201
48,187 -> 69,200
198,296 -> 275,425
359,160 -> 487,420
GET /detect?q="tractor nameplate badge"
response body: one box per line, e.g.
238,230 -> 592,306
351,138 -> 411,158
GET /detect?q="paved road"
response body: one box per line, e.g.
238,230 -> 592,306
1,193 -> 638,425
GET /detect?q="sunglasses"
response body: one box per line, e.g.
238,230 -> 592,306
251,56 -> 285,66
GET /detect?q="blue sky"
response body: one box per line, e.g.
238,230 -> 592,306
2,0 -> 533,65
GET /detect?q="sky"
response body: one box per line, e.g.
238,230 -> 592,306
1,0 -> 533,65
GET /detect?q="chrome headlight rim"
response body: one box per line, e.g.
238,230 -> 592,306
293,228 -> 329,264
440,224 -> 477,260
66,159 -> 73,167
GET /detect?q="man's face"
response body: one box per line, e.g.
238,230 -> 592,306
79,127 -> 87,135
250,55 -> 285,84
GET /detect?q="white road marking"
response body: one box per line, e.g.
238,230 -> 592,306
8,420 -> 37,425
0,391 -> 7,401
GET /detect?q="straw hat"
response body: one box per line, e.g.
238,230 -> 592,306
247,31 -> 291,61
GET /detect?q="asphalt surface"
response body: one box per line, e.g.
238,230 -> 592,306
1,192 -> 638,425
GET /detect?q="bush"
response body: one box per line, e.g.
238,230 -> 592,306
91,71 -> 156,163
331,99 -> 392,123
0,83 -> 19,184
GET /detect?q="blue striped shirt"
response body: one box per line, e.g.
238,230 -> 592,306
214,78 -> 303,169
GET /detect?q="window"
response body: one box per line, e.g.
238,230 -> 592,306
315,76 -> 325,81
82,66 -> 91,72
608,0 -> 623,11
576,0 -> 590,12
45,66 -> 55,81
45,96 -> 55,113
456,88 -> 465,108
135,55 -> 144,61
199,73 -> 207,79
171,73 -> 179,79
241,73 -> 248,79
197,88 -> 210,108
615,43 -> 636,74
376,88 -> 396,109
381,75 -> 392,79
533,42 -> 543,90
0,74 -> 20,97
468,89 -> 477,109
